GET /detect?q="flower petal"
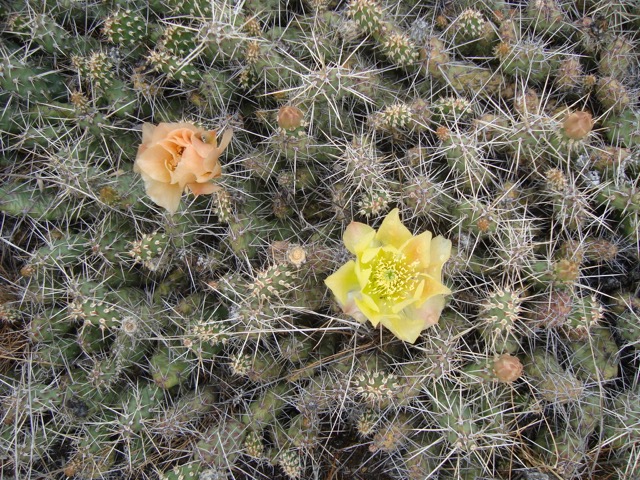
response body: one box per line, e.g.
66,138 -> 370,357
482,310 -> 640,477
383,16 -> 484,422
143,178 -> 183,214
344,222 -> 376,255
355,295 -> 385,326
375,208 -> 412,249
416,275 -> 451,304
401,230 -> 432,269
406,295 -> 447,327
192,128 -> 232,173
389,295 -> 419,314
170,169 -> 197,189
141,123 -> 157,145
324,261 -> 359,308
354,261 -> 371,287
187,182 -> 221,196
426,236 -> 452,277
380,314 -> 426,343
173,145 -> 211,183
191,133 -> 217,162
360,245 -> 381,264
429,235 -> 451,272
356,293 -> 380,313
216,128 -> 233,155
135,145 -> 172,183
166,126 -> 198,145
392,295 -> 448,343
149,123 -> 197,144
325,262 -> 369,323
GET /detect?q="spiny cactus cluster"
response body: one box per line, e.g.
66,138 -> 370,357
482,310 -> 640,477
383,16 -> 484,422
1,0 -> 639,479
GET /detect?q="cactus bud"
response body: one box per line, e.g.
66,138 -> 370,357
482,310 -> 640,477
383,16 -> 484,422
492,354 -> 523,383
563,111 -> 593,140
278,105 -> 305,130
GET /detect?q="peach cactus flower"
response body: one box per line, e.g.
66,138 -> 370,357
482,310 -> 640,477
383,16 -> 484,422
325,208 -> 452,343
134,122 -> 233,213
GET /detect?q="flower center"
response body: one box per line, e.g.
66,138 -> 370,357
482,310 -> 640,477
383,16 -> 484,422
167,146 -> 185,171
367,251 -> 419,301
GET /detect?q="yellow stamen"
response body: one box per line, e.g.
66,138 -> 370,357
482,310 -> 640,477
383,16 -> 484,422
365,250 -> 419,302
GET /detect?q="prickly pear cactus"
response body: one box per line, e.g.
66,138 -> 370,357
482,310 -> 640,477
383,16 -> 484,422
1,1 -> 639,479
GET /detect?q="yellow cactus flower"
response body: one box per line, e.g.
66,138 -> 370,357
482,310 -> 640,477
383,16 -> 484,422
325,208 -> 452,343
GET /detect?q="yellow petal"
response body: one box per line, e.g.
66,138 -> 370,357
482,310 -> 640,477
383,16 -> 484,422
380,313 -> 425,344
324,261 -> 359,308
405,295 -> 447,328
375,208 -> 412,249
388,295 -> 447,343
354,261 -> 371,287
426,236 -> 452,277
355,296 -> 386,326
360,245 -> 381,264
356,293 -> 380,313
390,296 -> 419,314
344,222 -> 376,255
413,279 -> 425,300
416,275 -> 451,304
401,230 -> 432,269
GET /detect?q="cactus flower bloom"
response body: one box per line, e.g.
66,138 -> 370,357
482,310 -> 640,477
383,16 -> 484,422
325,208 -> 452,343
134,122 -> 232,213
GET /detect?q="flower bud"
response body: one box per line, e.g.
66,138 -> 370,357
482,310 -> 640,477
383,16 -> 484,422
563,111 -> 593,140
277,106 -> 304,130
492,353 -> 523,383
286,245 -> 307,267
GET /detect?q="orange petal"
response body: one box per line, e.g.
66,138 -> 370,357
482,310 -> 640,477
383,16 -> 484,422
216,128 -> 233,155
141,123 -> 157,144
187,182 -> 221,196
172,128 -> 196,147
149,122 -> 196,144
174,145 -> 211,182
144,178 -> 183,213
191,132 -> 217,160
135,145 -> 172,183
170,167 -> 196,186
